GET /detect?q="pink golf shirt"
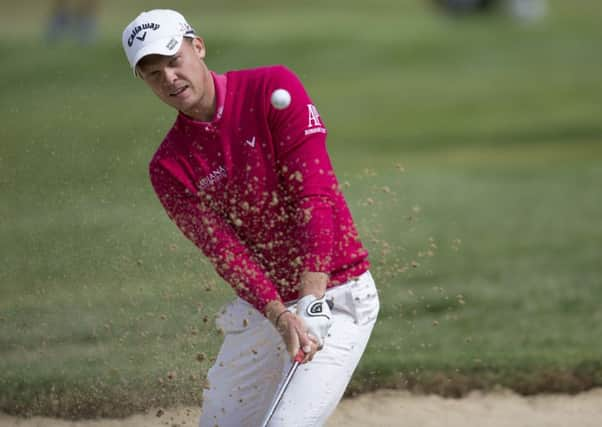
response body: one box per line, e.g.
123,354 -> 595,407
149,65 -> 369,312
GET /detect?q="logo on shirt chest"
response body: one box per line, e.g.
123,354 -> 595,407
244,136 -> 256,148
198,165 -> 227,190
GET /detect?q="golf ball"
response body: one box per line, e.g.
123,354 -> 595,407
271,89 -> 291,110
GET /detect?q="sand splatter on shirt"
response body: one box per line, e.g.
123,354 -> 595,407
150,66 -> 369,312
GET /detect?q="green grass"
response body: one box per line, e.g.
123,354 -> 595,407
1,0 -> 602,418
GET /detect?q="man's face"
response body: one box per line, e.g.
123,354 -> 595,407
136,37 -> 211,116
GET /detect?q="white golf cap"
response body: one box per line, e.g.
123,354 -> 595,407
122,9 -> 196,74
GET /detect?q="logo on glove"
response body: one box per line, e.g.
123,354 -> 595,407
305,300 -> 333,319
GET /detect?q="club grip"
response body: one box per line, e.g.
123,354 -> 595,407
294,349 -> 304,363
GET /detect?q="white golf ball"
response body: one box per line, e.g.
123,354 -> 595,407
271,89 -> 291,110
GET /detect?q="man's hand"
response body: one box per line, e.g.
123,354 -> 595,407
295,294 -> 333,348
265,300 -> 319,363
264,272 -> 332,363
276,310 -> 320,363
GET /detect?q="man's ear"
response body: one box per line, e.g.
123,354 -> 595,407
191,37 -> 207,60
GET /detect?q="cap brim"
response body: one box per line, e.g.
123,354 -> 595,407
131,35 -> 185,76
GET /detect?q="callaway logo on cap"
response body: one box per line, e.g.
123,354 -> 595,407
122,9 -> 196,74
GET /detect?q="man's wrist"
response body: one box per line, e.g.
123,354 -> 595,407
264,299 -> 287,326
275,309 -> 292,329
299,271 -> 329,298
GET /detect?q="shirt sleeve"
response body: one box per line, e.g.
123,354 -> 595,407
149,161 -> 282,313
267,66 -> 337,274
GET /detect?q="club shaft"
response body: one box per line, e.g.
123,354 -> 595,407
260,356 -> 302,427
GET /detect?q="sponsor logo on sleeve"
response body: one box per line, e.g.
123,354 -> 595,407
305,104 -> 327,136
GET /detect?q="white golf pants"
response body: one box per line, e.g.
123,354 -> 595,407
199,270 -> 379,427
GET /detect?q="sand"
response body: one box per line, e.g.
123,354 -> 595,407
1,388 -> 601,427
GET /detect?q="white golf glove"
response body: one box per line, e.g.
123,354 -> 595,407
295,295 -> 334,348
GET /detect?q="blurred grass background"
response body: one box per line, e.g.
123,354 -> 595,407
1,0 -> 602,418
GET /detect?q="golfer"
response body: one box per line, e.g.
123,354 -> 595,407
122,9 -> 379,426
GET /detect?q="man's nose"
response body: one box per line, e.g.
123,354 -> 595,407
163,67 -> 177,84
